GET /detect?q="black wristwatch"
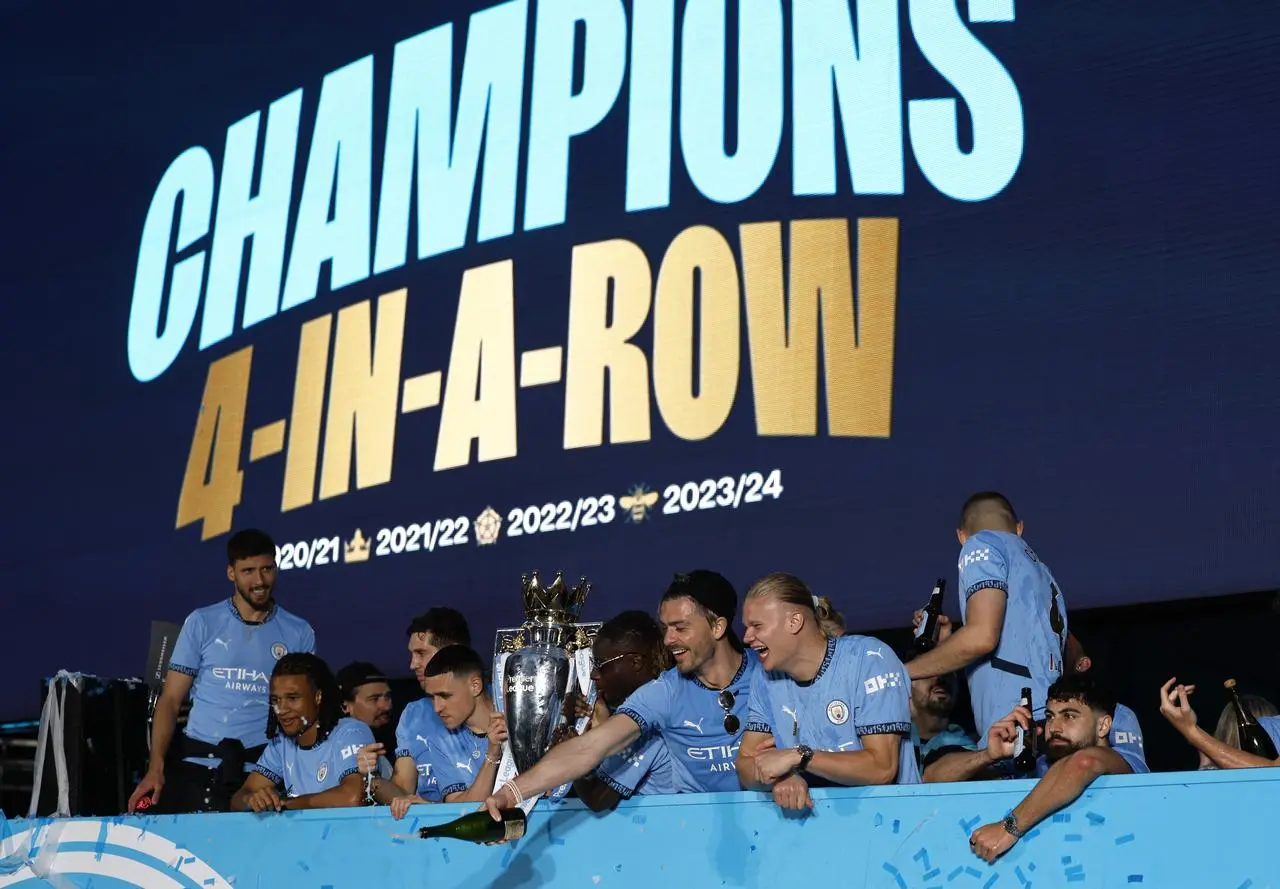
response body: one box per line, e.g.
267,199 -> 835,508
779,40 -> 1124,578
1001,812 -> 1025,838
795,744 -> 814,772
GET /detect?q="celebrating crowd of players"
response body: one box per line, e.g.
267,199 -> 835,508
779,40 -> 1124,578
127,492 -> 1280,863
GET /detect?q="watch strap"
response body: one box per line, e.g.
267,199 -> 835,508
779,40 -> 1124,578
1001,812 -> 1025,838
796,745 -> 814,771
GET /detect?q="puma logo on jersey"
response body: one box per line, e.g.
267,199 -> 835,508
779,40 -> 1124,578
682,718 -> 705,734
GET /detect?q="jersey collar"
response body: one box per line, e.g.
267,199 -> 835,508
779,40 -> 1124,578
691,648 -> 748,691
795,636 -> 837,688
225,597 -> 278,626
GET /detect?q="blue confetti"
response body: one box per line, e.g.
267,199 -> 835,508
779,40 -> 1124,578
184,857 -> 195,865
615,865 -> 623,873
409,818 -> 420,834
94,819 -> 109,862
982,875 -> 999,889
948,866 -> 965,881
1022,829 -> 1041,841
881,862 -> 908,889
1028,863 -> 1036,872
960,816 -> 982,833
749,845 -> 756,853
1061,856 -> 1072,864
924,868 -> 941,881
320,825 -> 330,840
1014,866 -> 1030,887
1051,813 -> 1071,823
1085,812 -> 1105,826
1064,834 -> 1083,842
390,838 -> 404,846
631,814 -> 648,825
1114,834 -> 1135,845
1065,865 -> 1085,878
966,867 -> 984,878
204,881 -> 216,888
874,813 -> 884,827
296,861 -> 310,872
1237,881 -> 1253,889
893,819 -> 901,834
1127,877 -> 1144,884
1066,874 -> 1086,883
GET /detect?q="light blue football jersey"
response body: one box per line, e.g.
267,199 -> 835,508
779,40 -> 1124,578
593,730 -> 677,797
746,636 -> 920,785
616,651 -> 760,793
957,531 -> 1068,736
252,717 -> 373,798
394,699 -> 491,800
169,599 -> 315,764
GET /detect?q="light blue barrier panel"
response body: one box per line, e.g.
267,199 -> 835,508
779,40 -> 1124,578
2,769 -> 1278,889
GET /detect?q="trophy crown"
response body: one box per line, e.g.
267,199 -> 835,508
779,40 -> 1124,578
520,569 -> 591,624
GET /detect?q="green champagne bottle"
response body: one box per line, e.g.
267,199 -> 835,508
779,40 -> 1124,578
418,808 -> 527,843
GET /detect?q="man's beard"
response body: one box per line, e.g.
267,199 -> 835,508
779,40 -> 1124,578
236,582 -> 273,605
1044,736 -> 1086,762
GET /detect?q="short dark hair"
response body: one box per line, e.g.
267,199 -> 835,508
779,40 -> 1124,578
958,491 -> 1019,533
266,653 -> 344,740
227,529 -> 276,565
406,607 -> 471,648
1046,674 -> 1116,718
424,644 -> 485,681
597,610 -> 670,675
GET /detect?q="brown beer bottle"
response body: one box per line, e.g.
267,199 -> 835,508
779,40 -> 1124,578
1225,679 -> 1278,760
913,579 -> 947,653
1012,687 -> 1038,776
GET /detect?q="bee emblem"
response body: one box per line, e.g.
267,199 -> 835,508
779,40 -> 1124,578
619,485 -> 659,523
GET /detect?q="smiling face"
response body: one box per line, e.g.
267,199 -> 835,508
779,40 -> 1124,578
1043,695 -> 1111,762
227,554 -> 276,611
658,597 -> 721,675
270,674 -> 320,738
741,595 -> 802,672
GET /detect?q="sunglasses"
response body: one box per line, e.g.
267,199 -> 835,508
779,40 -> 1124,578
718,690 -> 740,735
593,652 -> 640,672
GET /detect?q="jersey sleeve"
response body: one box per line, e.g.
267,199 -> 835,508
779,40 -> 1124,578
958,532 -> 1010,600
593,733 -> 664,799
168,611 -> 207,676
852,643 -> 913,737
252,738 -> 285,786
616,676 -> 672,737
333,720 -> 376,781
745,665 -> 773,735
299,621 -> 317,655
394,705 -> 416,760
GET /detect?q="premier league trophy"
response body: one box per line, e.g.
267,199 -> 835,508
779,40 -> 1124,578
494,570 -> 599,787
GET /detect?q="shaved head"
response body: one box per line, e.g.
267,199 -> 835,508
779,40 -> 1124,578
958,491 -> 1019,534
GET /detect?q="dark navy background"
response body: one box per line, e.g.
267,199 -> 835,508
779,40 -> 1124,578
2,1 -> 1278,720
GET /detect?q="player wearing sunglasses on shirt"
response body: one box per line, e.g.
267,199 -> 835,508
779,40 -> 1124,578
481,571 -> 760,817
737,573 -> 921,811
